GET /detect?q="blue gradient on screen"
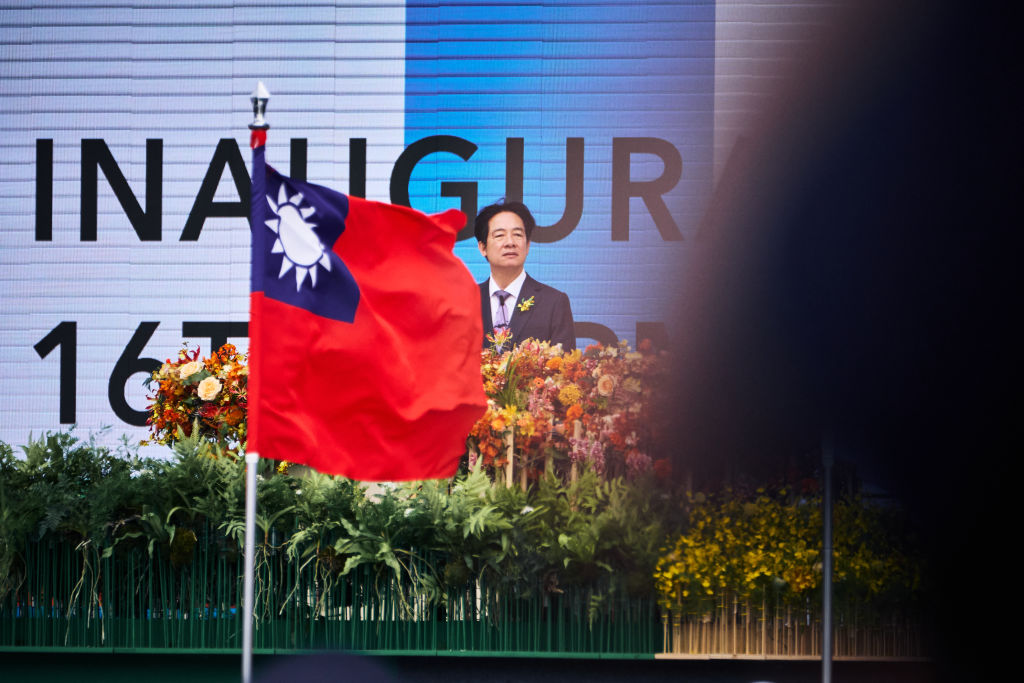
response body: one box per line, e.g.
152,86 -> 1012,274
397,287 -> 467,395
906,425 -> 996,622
404,0 -> 715,345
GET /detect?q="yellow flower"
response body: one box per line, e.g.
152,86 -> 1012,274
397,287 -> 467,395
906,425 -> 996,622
558,383 -> 582,406
516,412 -> 536,437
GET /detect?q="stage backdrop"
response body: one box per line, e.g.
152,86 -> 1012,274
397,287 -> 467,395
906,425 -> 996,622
0,0 -> 824,450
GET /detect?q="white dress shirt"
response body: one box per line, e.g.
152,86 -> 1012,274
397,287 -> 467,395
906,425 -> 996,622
487,270 -> 527,329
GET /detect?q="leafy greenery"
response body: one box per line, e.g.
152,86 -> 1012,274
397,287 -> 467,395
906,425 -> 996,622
1,429 -> 922,620
0,430 -> 677,610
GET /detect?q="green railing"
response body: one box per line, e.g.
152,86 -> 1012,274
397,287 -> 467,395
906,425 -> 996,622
1,532 -> 660,655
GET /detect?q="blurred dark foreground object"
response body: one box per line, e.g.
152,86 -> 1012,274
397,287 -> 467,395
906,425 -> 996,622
256,652 -> 397,682
671,2 -> 1020,681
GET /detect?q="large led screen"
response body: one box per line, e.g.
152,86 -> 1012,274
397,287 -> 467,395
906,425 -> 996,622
0,0 -> 715,449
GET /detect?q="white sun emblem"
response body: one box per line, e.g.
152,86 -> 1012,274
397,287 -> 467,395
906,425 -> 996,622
265,184 -> 332,291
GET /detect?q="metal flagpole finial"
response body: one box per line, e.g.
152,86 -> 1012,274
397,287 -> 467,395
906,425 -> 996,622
249,81 -> 270,130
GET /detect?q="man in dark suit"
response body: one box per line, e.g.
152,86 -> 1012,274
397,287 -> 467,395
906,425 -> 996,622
475,200 -> 575,350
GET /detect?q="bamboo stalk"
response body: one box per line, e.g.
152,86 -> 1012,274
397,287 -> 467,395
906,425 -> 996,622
504,430 -> 514,487
570,420 -> 582,485
730,594 -> 736,654
761,597 -> 767,655
771,603 -> 777,656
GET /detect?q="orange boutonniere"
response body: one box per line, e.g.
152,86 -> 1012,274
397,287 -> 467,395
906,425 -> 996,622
517,296 -> 535,312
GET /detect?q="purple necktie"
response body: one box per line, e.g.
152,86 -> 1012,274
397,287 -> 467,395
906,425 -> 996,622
494,290 -> 511,329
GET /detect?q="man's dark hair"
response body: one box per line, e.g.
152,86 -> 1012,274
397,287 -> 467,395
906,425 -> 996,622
474,200 -> 536,244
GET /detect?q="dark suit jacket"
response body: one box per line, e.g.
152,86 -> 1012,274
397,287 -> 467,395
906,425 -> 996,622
480,274 -> 575,350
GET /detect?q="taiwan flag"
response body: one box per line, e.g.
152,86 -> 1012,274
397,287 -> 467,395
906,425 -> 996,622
247,131 -> 486,480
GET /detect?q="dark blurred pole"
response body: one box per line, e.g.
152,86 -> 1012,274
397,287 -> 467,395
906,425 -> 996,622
822,432 -> 834,683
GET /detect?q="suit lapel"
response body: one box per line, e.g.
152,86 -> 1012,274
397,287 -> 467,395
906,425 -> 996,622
509,275 -> 539,344
480,281 -> 493,344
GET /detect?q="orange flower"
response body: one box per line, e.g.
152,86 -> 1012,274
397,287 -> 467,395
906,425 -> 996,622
566,403 -> 583,421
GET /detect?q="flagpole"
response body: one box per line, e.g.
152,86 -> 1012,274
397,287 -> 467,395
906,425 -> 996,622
243,81 -> 270,683
242,450 -> 259,683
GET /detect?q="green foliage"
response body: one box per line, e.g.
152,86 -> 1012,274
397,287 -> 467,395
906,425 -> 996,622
0,430 -> 152,604
523,469 -> 669,596
1,431 -> 139,547
1,430 -> 922,624
0,440 -> 19,601
0,431 -> 681,614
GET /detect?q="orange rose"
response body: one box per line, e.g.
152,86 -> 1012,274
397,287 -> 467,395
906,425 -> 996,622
596,374 -> 616,397
197,376 -> 222,401
178,361 -> 201,379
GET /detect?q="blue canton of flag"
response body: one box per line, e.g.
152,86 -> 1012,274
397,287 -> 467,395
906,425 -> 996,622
250,145 -> 360,324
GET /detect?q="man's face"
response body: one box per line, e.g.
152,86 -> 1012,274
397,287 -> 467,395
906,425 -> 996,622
478,211 -> 530,271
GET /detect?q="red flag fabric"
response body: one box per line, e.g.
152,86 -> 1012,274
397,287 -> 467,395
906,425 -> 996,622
248,142 -> 486,480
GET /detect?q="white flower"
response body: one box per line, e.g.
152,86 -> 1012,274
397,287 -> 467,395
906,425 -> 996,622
197,376 -> 222,401
520,506 -> 535,515
178,361 -> 201,379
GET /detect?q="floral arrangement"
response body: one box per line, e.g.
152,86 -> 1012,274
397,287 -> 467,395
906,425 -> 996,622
468,337 -> 671,484
139,336 -> 669,485
142,343 -> 248,452
654,485 -> 922,613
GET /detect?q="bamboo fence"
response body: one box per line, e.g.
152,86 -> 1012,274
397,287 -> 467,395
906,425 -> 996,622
661,594 -> 924,658
0,532 -> 659,654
